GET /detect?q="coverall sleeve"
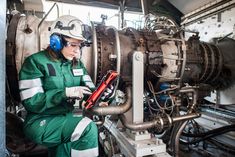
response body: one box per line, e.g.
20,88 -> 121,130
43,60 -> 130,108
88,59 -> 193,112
80,62 -> 96,91
19,56 -> 67,113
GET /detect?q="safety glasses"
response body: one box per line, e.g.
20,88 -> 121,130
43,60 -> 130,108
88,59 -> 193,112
65,41 -> 82,49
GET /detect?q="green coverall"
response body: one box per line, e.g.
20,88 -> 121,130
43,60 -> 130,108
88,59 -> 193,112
19,50 -> 98,157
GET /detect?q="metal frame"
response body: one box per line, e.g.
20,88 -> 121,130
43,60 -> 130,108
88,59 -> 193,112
132,51 -> 144,123
0,0 -> 6,156
181,0 -> 235,26
104,119 -> 171,157
101,51 -> 171,157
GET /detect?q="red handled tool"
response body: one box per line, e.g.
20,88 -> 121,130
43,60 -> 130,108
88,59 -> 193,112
84,70 -> 119,109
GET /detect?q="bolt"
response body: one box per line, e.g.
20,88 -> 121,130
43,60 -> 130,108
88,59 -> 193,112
109,54 -> 117,59
185,67 -> 191,71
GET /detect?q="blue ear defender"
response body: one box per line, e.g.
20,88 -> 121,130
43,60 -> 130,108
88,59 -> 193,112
50,34 -> 64,53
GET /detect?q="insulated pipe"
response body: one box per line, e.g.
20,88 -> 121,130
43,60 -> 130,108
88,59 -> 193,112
87,86 -> 131,116
119,113 -> 200,131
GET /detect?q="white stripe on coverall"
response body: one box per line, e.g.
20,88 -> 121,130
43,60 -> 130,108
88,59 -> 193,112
71,147 -> 98,157
20,87 -> 44,100
70,117 -> 92,142
19,78 -> 42,89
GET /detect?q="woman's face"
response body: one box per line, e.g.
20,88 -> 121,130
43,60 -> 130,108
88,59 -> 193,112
61,37 -> 83,60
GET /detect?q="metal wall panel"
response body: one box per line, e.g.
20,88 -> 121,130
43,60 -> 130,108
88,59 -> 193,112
170,0 -> 213,14
184,3 -> 235,105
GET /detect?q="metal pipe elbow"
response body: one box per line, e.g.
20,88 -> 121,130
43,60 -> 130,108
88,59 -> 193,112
119,114 -> 159,131
87,86 -> 132,116
119,112 -> 201,131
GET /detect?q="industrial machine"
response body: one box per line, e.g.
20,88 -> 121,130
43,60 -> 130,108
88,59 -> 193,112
4,0 -> 235,157
86,15 -> 235,157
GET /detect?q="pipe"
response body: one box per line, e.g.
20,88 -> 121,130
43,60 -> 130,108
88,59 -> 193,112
140,0 -> 149,15
174,90 -> 198,157
175,121 -> 188,157
0,0 -> 6,156
91,22 -> 98,84
118,0 -> 125,29
180,87 -> 198,105
119,113 -> 200,131
172,113 -> 201,122
119,114 -> 161,131
38,3 -> 59,51
87,86 -> 131,116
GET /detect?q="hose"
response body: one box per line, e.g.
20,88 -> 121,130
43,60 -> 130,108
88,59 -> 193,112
181,124 -> 235,144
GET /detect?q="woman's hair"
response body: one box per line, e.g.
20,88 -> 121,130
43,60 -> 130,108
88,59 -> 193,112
46,44 -> 78,67
46,46 -> 59,61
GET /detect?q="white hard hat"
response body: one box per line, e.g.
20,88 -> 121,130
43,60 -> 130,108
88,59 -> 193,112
50,15 -> 85,41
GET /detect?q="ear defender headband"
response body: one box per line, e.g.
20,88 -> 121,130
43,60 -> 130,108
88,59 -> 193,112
50,20 -> 86,53
50,33 -> 64,53
50,20 -> 73,53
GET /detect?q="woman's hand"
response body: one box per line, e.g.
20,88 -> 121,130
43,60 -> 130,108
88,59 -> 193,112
65,86 -> 92,99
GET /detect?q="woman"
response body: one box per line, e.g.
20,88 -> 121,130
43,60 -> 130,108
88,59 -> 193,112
19,15 -> 98,157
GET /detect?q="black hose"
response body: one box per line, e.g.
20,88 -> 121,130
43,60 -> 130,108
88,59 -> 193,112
182,124 -> 235,137
181,124 -> 235,144
207,139 -> 235,154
